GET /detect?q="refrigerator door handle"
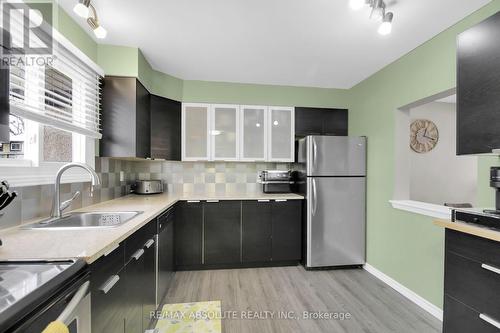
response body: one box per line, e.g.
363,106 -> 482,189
312,178 -> 318,216
312,138 -> 318,170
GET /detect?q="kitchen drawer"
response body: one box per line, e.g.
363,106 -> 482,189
443,295 -> 500,333
446,229 -> 500,267
125,221 -> 156,261
90,243 -> 125,291
445,251 -> 500,319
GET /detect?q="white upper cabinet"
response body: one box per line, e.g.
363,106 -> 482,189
211,104 -> 240,161
268,107 -> 295,162
182,103 -> 294,162
240,105 -> 267,161
182,103 -> 210,161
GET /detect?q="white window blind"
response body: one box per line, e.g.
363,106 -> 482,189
5,4 -> 103,139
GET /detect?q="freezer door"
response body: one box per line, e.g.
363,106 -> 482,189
307,177 -> 366,267
305,136 -> 366,176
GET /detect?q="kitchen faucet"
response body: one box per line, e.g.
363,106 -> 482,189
51,163 -> 101,219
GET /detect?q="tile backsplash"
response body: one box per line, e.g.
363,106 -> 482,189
0,157 -> 135,230
0,158 -> 290,230
129,161 -> 290,195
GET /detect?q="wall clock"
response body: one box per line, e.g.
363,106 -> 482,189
410,119 -> 439,153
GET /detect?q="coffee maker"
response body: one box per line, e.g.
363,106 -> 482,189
484,167 -> 500,214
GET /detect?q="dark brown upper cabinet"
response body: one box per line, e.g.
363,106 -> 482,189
295,107 -> 348,138
101,77 -> 181,160
457,11 -> 500,155
150,94 -> 181,160
101,76 -> 151,158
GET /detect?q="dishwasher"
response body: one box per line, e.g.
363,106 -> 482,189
156,206 -> 175,309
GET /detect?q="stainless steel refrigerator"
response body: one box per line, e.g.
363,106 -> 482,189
298,136 -> 366,268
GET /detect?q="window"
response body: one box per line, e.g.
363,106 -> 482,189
0,5 -> 104,186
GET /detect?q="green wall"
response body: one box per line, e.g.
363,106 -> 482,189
348,0 -> 500,308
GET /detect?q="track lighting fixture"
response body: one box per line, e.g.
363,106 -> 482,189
87,4 -> 107,39
349,0 -> 395,35
74,1 -> 107,39
73,0 -> 90,18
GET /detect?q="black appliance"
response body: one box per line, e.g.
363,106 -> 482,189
156,206 -> 175,309
0,27 -> 10,142
259,170 -> 294,193
0,259 -> 90,333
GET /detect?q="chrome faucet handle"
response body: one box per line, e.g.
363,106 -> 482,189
60,191 -> 81,212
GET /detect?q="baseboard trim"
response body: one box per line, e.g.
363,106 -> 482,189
363,263 -> 443,321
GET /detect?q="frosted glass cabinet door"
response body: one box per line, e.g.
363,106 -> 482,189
182,103 -> 210,161
240,106 -> 267,161
211,104 -> 239,160
268,107 -> 295,162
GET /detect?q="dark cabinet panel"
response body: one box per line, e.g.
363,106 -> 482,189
124,252 -> 145,333
443,296 -> 498,333
175,201 -> 203,266
241,201 -> 272,262
135,80 -> 151,159
204,201 -> 241,265
151,95 -> 181,160
295,107 -> 348,137
100,76 -> 151,158
446,229 -> 500,268
457,11 -> 500,155
142,236 -> 157,330
158,207 -> 175,306
272,200 -> 302,261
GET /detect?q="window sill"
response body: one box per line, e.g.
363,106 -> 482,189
389,200 -> 452,219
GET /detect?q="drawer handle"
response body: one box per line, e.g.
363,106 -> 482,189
275,199 -> 288,202
479,314 -> 500,329
187,200 -> 200,203
206,200 -> 219,203
258,199 -> 270,202
132,249 -> 145,260
144,239 -> 155,248
100,275 -> 120,294
481,263 -> 500,275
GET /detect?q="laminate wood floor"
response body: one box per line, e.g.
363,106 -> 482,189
164,265 -> 441,333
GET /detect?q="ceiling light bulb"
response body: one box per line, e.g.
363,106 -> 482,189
73,0 -> 90,18
378,12 -> 393,35
93,25 -> 107,39
349,0 -> 365,10
273,121 -> 279,126
256,123 -> 261,127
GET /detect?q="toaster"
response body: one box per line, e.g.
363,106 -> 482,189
132,180 -> 163,194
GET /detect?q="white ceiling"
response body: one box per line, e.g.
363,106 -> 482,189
58,0 -> 491,89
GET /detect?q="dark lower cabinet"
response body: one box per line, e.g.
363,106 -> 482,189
204,201 -> 241,265
272,200 -> 302,261
175,199 -> 303,269
175,201 -> 203,266
158,207 -> 175,307
443,229 -> 500,332
124,252 -> 145,333
242,201 -> 272,262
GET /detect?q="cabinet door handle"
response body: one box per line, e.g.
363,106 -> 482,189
100,275 -> 120,294
275,199 -> 288,202
258,199 -> 270,202
481,263 -> 500,275
132,249 -> 145,260
479,314 -> 500,329
206,200 -> 219,203
144,239 -> 155,248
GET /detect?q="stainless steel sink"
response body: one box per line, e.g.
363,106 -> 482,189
25,211 -> 143,230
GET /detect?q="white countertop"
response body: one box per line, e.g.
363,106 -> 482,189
0,192 -> 303,264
